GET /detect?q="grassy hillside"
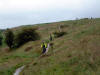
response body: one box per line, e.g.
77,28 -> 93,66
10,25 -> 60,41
0,18 -> 100,75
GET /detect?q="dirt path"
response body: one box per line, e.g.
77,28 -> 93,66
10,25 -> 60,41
13,65 -> 25,75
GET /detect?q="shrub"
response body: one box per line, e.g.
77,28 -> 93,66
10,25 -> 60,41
5,29 -> 14,49
0,34 -> 3,46
15,27 -> 40,48
53,31 -> 66,38
60,25 -> 69,28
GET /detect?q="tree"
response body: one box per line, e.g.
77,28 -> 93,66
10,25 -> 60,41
15,27 -> 40,48
0,34 -> 3,46
5,29 -> 14,49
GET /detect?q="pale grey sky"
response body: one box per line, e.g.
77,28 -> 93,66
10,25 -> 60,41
0,0 -> 100,29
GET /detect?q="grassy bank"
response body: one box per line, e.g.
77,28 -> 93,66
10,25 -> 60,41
0,18 -> 100,75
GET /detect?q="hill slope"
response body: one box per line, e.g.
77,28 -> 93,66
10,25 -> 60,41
0,18 -> 100,75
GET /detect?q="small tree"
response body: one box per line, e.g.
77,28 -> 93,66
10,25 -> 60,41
5,29 -> 14,49
15,27 -> 40,48
0,34 -> 3,46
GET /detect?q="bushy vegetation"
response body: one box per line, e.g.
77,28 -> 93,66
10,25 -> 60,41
4,27 -> 40,48
15,27 -> 40,48
53,31 -> 66,38
0,33 -> 3,46
5,29 -> 14,49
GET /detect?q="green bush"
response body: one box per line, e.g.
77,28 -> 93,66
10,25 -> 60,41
0,36 -> 3,46
53,31 -> 66,38
5,29 -> 14,49
0,32 -> 3,46
15,27 -> 40,48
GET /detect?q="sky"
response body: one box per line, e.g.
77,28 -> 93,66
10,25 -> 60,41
0,0 -> 100,29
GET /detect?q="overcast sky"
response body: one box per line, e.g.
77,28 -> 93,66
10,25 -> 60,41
0,0 -> 100,29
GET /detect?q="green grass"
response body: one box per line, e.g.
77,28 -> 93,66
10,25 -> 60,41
0,63 -> 24,75
0,18 -> 100,75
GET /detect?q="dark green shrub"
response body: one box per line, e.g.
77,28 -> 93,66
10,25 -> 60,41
0,34 -> 3,46
15,27 -> 40,48
53,31 -> 66,38
59,25 -> 69,28
5,29 -> 14,49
